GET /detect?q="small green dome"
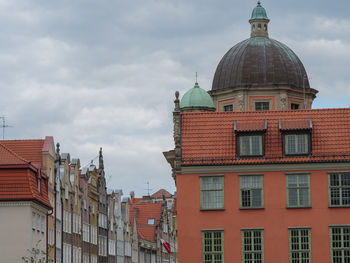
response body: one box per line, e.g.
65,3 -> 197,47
251,1 -> 268,20
180,83 -> 215,109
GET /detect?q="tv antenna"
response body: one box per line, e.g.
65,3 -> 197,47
0,116 -> 12,140
145,181 -> 152,196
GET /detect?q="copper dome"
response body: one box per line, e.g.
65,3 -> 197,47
212,37 -> 310,91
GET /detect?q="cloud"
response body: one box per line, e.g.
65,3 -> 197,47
0,0 -> 349,196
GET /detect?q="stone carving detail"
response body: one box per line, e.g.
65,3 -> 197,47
173,91 -> 182,174
280,93 -> 288,110
237,95 -> 244,111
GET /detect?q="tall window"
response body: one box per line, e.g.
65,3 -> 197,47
202,230 -> 224,263
238,135 -> 263,157
330,226 -> 350,263
240,175 -> 263,209
284,134 -> 309,155
289,228 -> 311,263
242,229 -> 264,263
286,174 -> 310,208
200,176 -> 224,210
255,102 -> 269,111
329,173 -> 350,207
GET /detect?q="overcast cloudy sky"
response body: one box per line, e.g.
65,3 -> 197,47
0,0 -> 349,197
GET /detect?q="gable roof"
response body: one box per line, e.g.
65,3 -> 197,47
181,108 -> 350,165
0,140 -> 51,209
1,139 -> 44,167
151,189 -> 172,199
0,143 -> 30,166
129,202 -> 163,242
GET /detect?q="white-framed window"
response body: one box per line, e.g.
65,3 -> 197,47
109,239 -> 116,255
32,212 -> 36,230
99,236 -> 107,256
163,223 -> 168,233
147,218 -> 155,225
83,223 -> 90,242
41,215 -> 45,233
91,255 -> 97,263
36,214 -> 40,232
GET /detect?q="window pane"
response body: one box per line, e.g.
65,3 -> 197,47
288,189 -> 298,206
297,134 -> 307,153
252,189 -> 262,207
239,135 -> 263,156
287,175 -> 310,207
201,177 -> 224,209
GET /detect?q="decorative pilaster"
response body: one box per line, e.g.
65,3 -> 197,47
173,91 -> 181,180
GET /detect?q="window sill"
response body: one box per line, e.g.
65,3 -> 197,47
200,208 -> 225,211
239,207 -> 264,210
328,205 -> 350,208
286,206 -> 311,209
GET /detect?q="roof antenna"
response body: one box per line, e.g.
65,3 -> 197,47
0,116 -> 12,140
145,181 -> 152,196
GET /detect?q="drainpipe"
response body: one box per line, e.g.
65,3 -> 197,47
61,196 -> 64,263
89,205 -> 91,263
81,200 -> 84,263
71,199 -> 74,263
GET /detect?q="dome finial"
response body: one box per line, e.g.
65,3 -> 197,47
257,0 -> 261,5
195,72 -> 198,85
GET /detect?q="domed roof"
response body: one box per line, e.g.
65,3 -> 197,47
212,37 -> 310,91
180,82 -> 215,109
250,1 -> 269,20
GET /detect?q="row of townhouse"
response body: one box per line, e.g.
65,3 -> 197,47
0,136 -> 177,263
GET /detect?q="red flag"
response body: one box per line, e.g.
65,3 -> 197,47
161,239 -> 171,254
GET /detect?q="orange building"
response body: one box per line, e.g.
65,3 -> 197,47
164,2 -> 350,263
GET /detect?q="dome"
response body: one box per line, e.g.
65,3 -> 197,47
250,2 -> 269,20
212,37 -> 310,91
180,82 -> 215,110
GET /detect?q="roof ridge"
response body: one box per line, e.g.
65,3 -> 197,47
0,142 -> 30,164
181,107 -> 350,116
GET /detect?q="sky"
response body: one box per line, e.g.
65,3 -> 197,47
0,0 -> 349,197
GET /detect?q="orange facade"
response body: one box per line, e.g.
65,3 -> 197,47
177,168 -> 350,262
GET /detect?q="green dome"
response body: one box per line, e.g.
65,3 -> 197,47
251,1 -> 269,20
180,83 -> 215,109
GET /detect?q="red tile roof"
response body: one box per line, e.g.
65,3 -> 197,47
181,108 -> 350,165
235,120 -> 266,132
130,202 -> 162,242
280,119 -> 311,130
1,140 -> 44,167
0,140 -> 51,209
151,189 -> 172,199
0,143 -> 29,165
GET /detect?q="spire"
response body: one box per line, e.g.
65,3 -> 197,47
99,147 -> 104,170
249,1 -> 270,38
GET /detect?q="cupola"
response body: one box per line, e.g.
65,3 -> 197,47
180,82 -> 216,112
249,1 -> 270,38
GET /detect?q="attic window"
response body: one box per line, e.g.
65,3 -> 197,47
234,120 -> 267,158
279,119 -> 312,156
148,218 -> 155,225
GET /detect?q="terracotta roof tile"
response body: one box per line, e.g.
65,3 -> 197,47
0,140 -> 51,209
1,140 -> 44,166
181,108 -> 350,165
151,189 -> 172,199
130,202 -> 162,242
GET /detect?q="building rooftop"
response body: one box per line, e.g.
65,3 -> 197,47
181,108 -> 350,165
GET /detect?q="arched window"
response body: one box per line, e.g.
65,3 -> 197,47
258,24 -> 262,30
252,24 -> 256,32
264,24 -> 267,31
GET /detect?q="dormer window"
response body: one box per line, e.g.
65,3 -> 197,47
234,120 -> 267,158
148,218 -> 155,225
280,119 -> 312,156
239,135 -> 263,156
285,134 -> 309,155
